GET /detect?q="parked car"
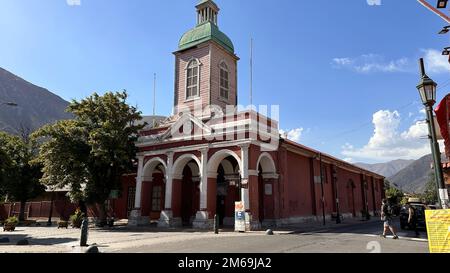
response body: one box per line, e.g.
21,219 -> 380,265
399,202 -> 427,230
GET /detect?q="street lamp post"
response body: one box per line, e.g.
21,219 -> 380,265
417,58 -> 449,209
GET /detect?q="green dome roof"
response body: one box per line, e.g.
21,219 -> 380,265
178,22 -> 234,54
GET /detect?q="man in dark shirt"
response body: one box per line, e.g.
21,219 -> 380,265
381,199 -> 398,239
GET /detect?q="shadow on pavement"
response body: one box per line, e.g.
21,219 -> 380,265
90,225 -> 232,234
0,234 -> 78,246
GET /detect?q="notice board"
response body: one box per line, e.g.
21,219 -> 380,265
425,209 -> 450,253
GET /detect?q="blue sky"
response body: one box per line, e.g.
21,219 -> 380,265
1,0 -> 449,163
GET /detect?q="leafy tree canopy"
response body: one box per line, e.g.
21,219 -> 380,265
0,131 -> 44,220
33,91 -> 144,223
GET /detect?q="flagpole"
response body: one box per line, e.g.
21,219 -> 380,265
153,73 -> 156,127
250,37 -> 253,108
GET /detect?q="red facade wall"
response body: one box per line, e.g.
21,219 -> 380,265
284,152 -> 313,217
275,144 -> 384,221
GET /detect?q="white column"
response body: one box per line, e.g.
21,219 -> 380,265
240,144 -> 250,210
164,152 -> 174,210
240,144 -> 249,180
199,148 -> 208,209
134,155 -> 144,209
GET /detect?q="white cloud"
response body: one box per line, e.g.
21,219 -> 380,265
280,128 -> 304,142
332,49 -> 450,74
332,54 -> 410,73
66,0 -> 81,5
422,48 -> 450,74
332,58 -> 352,66
341,110 -> 440,162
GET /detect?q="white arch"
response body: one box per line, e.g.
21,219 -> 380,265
142,157 -> 167,181
187,162 -> 200,177
256,152 -> 277,174
220,159 -> 235,175
172,153 -> 201,179
207,149 -> 242,176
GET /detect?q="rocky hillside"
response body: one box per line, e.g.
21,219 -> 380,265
387,153 -> 446,194
355,159 -> 415,178
0,67 -> 73,134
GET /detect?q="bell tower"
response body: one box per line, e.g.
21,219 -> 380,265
173,0 -> 239,118
196,0 -> 219,25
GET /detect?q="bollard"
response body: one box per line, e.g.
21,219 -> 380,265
214,214 -> 219,234
80,218 -> 89,247
265,229 -> 274,235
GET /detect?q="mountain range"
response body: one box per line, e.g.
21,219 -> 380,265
0,67 -> 73,135
356,154 -> 446,194
355,159 -> 415,178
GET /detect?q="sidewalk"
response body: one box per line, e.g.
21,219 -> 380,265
0,216 -> 418,253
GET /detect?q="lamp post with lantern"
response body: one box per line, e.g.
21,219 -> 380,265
416,58 -> 449,209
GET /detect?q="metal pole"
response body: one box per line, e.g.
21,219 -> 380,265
250,38 -> 253,107
419,58 -> 448,209
153,73 -> 156,127
426,104 -> 449,209
333,167 -> 341,224
319,153 -> 326,225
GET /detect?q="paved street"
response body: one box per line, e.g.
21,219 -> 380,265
0,218 -> 429,253
117,219 -> 428,253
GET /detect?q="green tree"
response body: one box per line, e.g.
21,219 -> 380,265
0,131 -> 45,221
421,172 -> 438,205
33,91 -> 144,226
384,179 -> 404,205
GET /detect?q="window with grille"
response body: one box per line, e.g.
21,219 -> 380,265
186,59 -> 199,99
219,62 -> 229,99
151,185 -> 162,211
126,186 -> 136,217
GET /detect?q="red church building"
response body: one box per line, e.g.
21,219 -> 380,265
121,0 -> 385,230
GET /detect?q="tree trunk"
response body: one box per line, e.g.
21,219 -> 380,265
97,202 -> 107,227
78,200 -> 87,216
19,200 -> 26,221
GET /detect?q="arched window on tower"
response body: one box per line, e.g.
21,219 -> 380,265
186,59 -> 199,99
219,61 -> 229,99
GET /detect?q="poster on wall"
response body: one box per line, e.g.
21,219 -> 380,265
425,209 -> 450,253
235,201 -> 246,232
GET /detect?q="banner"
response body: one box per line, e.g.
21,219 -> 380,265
435,94 -> 450,157
425,209 -> 450,253
235,201 -> 246,232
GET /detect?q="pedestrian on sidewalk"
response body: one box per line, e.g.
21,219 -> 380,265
408,204 -> 420,238
380,199 -> 398,239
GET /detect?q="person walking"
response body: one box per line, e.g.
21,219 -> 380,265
380,199 -> 399,239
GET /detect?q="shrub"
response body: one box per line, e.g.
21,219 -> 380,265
5,216 -> 19,225
70,209 -> 85,228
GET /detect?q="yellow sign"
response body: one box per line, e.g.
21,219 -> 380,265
425,209 -> 450,253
